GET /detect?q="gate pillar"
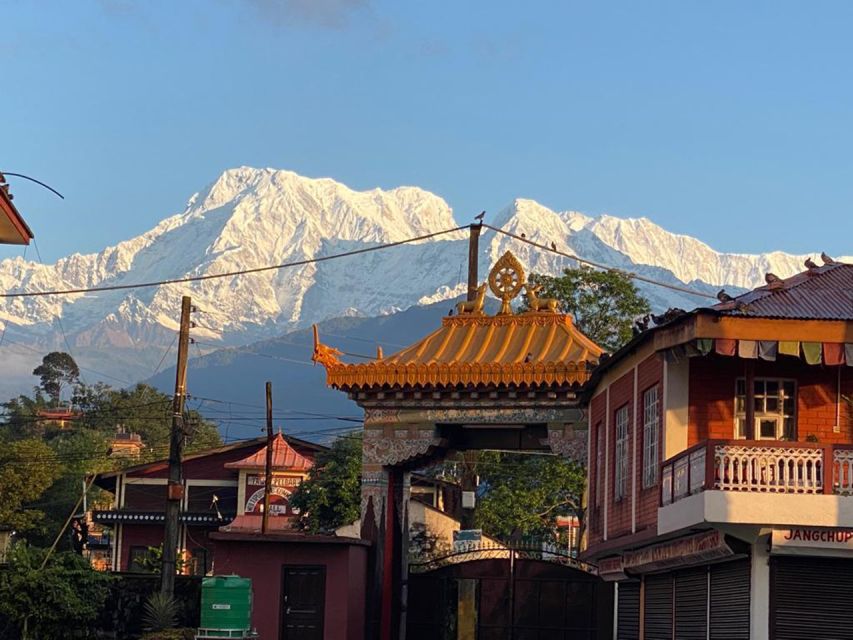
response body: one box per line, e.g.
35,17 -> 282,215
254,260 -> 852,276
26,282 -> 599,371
361,424 -> 441,640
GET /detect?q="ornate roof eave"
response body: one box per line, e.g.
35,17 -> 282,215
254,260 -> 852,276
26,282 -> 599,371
322,360 -> 595,392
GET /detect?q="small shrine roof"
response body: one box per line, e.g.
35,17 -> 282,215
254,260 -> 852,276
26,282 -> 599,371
314,251 -> 603,390
225,433 -> 313,471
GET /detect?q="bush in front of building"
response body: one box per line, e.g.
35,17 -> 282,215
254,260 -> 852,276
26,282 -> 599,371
96,573 -> 201,639
0,542 -> 112,639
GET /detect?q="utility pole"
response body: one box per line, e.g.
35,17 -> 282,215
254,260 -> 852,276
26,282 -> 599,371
262,381 -> 274,534
161,295 -> 192,596
467,223 -> 482,301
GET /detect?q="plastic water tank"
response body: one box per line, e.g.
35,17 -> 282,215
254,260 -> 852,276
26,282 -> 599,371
199,575 -> 253,637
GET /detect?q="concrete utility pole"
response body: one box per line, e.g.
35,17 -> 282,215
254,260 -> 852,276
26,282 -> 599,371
262,381 -> 274,534
161,295 -> 192,596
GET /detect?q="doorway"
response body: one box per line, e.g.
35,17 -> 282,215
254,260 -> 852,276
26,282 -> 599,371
281,565 -> 326,640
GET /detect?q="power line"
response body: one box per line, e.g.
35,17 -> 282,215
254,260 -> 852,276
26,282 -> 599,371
482,223 -> 717,300
0,226 -> 468,299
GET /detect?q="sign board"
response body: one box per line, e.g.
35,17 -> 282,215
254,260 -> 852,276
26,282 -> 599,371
453,529 -> 482,551
453,529 -> 482,543
621,530 -> 732,575
242,474 -> 303,517
772,528 -> 853,557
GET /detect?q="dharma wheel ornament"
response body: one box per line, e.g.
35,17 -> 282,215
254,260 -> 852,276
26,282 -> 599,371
488,251 -> 526,315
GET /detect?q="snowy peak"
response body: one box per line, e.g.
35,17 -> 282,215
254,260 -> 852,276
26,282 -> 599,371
0,167 -> 849,398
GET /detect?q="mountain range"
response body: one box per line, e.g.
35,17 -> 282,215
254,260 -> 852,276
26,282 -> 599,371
1,167 -> 848,429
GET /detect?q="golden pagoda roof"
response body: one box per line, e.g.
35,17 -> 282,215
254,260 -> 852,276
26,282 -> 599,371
315,312 -> 602,390
313,251 -> 603,390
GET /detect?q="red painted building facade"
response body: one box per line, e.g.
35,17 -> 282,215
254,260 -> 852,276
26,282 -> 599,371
584,262 -> 853,640
93,435 -> 324,573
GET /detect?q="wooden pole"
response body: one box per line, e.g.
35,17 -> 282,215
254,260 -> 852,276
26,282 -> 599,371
466,223 -> 482,301
161,295 -> 192,596
262,381 -> 274,534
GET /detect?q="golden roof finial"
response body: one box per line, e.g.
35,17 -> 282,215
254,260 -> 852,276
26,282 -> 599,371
488,251 -> 526,315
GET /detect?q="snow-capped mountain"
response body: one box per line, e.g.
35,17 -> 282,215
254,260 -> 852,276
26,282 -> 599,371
0,167 -> 848,398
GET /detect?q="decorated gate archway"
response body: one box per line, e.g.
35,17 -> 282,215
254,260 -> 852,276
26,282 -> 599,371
314,251 -> 603,640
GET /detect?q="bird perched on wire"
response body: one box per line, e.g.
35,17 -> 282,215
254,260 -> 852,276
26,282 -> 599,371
550,242 -> 557,251
716,289 -> 734,303
765,272 -> 784,287
821,251 -> 837,265
520,233 -> 526,239
805,257 -> 819,270
474,211 -> 485,223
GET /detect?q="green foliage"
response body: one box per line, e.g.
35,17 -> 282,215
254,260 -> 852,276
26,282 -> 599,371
73,382 -> 221,458
96,574 -> 201,638
134,544 -> 187,574
290,433 -> 362,533
525,266 -> 651,352
0,542 -> 112,639
142,592 -> 179,631
474,452 -> 585,545
0,439 -> 63,532
32,351 -> 80,405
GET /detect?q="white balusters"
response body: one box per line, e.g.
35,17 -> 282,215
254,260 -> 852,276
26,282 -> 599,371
833,449 -> 853,495
714,445 -> 823,493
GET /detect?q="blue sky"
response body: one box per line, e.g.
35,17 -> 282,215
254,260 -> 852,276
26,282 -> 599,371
3,0 -> 852,263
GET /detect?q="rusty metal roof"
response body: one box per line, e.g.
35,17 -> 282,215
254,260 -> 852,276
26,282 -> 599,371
224,433 -> 313,471
710,262 -> 853,320
317,312 -> 603,390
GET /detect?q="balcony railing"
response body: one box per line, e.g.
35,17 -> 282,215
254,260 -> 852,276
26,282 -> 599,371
661,441 -> 853,506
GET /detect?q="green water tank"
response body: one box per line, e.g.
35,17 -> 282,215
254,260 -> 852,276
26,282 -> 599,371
199,575 -> 253,636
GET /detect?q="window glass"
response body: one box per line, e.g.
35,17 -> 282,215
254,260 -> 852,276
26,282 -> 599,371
734,377 -> 796,440
614,406 -> 630,500
642,387 -> 660,489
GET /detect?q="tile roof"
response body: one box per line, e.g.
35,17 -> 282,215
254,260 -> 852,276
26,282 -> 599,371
319,312 -> 603,390
710,262 -> 853,320
225,433 -> 313,471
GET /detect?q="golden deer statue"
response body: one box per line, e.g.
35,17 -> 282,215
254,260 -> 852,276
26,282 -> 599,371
523,283 -> 559,313
456,283 -> 487,315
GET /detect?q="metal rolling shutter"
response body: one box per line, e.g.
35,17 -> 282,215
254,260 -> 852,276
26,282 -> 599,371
644,574 -> 673,640
675,567 -> 708,640
771,556 -> 853,640
617,581 -> 640,640
709,559 -> 750,640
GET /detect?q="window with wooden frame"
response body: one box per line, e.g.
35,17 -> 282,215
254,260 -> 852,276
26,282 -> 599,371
735,378 -> 796,440
614,406 -> 630,501
642,386 -> 661,489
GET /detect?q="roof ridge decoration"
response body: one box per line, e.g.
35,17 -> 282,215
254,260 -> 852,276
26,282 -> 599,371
488,251 -> 527,315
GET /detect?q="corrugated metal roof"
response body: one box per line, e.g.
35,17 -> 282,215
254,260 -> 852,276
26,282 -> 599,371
321,312 -> 603,390
710,263 -> 853,320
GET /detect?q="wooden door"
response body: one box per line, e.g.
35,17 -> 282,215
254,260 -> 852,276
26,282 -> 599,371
281,565 -> 325,640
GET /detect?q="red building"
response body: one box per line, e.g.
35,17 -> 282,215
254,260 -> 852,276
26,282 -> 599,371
583,260 -> 852,640
92,434 -> 324,573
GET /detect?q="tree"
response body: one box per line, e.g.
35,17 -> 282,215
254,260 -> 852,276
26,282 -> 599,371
474,452 -> 586,547
0,542 -> 112,639
32,352 -> 80,406
525,267 -> 651,352
0,439 -> 63,532
289,433 -> 361,533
